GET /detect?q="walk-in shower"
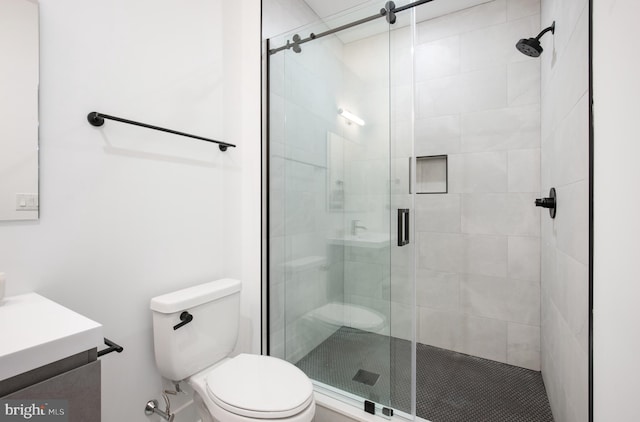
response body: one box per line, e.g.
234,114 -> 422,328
265,0 -> 590,421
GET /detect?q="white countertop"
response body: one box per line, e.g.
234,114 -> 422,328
0,293 -> 103,381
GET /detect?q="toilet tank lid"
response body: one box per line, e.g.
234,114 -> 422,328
150,278 -> 241,314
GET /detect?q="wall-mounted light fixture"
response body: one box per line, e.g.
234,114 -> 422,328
338,108 -> 365,126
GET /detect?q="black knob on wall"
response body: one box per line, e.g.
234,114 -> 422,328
535,187 -> 557,219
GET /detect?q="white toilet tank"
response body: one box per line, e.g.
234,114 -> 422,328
150,278 -> 241,381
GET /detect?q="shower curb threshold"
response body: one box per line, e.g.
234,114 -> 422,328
314,390 -> 428,422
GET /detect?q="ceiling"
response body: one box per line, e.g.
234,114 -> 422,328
302,0 -> 371,20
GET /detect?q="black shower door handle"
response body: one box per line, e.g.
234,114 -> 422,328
398,209 -> 410,246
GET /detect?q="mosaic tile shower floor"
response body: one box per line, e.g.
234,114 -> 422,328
296,327 -> 554,422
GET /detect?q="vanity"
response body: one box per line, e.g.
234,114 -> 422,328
0,293 -> 103,421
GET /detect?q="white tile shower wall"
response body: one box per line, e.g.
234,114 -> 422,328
414,0 -> 542,370
0,0 -> 262,421
540,0 -> 589,420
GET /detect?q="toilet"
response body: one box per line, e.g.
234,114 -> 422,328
150,278 -> 315,422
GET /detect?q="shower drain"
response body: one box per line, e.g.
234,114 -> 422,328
352,369 -> 380,386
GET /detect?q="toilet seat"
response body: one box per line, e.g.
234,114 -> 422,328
204,354 -> 314,419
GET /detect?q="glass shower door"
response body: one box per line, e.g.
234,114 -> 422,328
388,9 -> 416,417
267,5 -> 408,415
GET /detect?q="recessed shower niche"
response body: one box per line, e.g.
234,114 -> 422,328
415,155 -> 447,194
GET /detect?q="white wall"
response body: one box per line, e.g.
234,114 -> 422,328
593,0 -> 640,420
228,0 -> 262,371
0,0 -> 261,420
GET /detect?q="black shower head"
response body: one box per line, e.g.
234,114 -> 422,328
516,21 -> 555,57
516,37 -> 543,57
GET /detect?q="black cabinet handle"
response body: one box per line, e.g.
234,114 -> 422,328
173,311 -> 193,330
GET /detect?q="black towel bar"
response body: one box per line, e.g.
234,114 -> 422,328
87,111 -> 235,152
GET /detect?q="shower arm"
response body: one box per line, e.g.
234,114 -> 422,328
535,22 -> 556,41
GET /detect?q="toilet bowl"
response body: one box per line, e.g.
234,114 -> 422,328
189,354 -> 315,422
150,279 -> 315,422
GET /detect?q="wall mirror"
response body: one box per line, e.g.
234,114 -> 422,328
0,0 -> 39,221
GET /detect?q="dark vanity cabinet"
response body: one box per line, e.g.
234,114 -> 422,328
0,349 -> 101,422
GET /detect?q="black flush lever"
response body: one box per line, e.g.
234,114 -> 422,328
173,311 -> 193,330
535,187 -> 557,218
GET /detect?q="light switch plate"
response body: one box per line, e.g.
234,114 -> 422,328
16,193 -> 39,211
